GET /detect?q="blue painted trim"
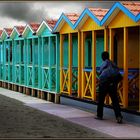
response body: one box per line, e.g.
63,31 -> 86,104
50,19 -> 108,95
74,8 -> 88,29
63,14 -> 74,28
101,2 -> 136,26
53,13 -> 74,32
53,13 -> 64,31
74,8 -> 100,29
100,2 -> 118,25
136,13 -> 140,22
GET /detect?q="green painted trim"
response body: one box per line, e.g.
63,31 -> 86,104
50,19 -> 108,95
38,37 -> 42,89
48,36 -> 51,91
24,39 -> 27,86
56,34 -> 60,93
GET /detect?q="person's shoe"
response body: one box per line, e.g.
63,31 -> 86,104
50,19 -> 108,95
116,116 -> 123,124
94,116 -> 103,120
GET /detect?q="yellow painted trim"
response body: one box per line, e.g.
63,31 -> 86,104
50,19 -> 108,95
84,72 -> 92,96
104,28 -> 110,104
109,28 -> 114,61
123,27 -> 128,108
68,33 -> 72,95
83,95 -> 92,99
104,28 -> 109,51
81,17 -> 104,31
81,31 -> 85,98
109,11 -> 139,28
60,22 -> 77,34
62,70 -> 69,92
78,31 -> 81,98
60,34 -> 64,93
92,30 -> 96,101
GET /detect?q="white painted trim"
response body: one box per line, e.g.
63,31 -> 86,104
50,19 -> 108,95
22,24 -> 34,36
36,20 -> 52,34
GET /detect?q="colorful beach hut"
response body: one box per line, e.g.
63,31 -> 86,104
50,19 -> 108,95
10,25 -> 25,90
1,28 -> 13,84
36,19 -> 59,95
74,8 -> 109,101
53,13 -> 80,97
101,1 -> 140,110
22,23 -> 40,89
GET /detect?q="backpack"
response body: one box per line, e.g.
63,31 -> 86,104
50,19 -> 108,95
99,60 -> 123,84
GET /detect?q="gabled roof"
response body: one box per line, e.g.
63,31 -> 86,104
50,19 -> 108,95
74,8 -> 108,29
46,19 -> 58,29
88,8 -> 109,21
121,2 -> 140,16
1,29 -> 8,40
37,18 -> 58,35
53,13 -> 80,32
4,28 -> 13,36
22,22 -> 40,37
101,1 -> 140,26
0,28 -> 12,40
65,13 -> 80,24
15,26 -> 25,35
10,25 -> 25,38
29,22 -> 40,32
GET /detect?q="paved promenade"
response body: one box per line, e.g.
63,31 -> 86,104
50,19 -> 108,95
0,87 -> 140,139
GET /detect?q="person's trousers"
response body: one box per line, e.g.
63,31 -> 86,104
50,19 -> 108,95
97,82 -> 122,119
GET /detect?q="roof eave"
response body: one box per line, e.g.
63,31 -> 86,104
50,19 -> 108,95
10,28 -> 20,39
22,25 -> 33,37
53,13 -> 74,32
74,8 -> 100,29
37,20 -> 52,35
101,2 -> 137,26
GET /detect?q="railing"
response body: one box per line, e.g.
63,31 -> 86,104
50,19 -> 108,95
118,69 -> 139,109
61,67 -> 78,95
5,63 -> 9,81
15,64 -> 20,83
27,65 -> 33,87
72,67 -> 78,93
50,66 -> 56,91
61,67 -> 69,94
42,66 -> 49,90
0,63 -> 3,80
82,67 -> 99,100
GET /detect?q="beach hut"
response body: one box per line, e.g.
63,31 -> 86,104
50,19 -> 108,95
22,23 -> 40,90
53,13 -> 80,97
74,8 -> 109,101
10,25 -> 25,91
1,28 -> 13,87
36,19 -> 59,97
101,1 -> 140,110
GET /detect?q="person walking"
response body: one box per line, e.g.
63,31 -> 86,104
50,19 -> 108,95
95,51 -> 123,124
